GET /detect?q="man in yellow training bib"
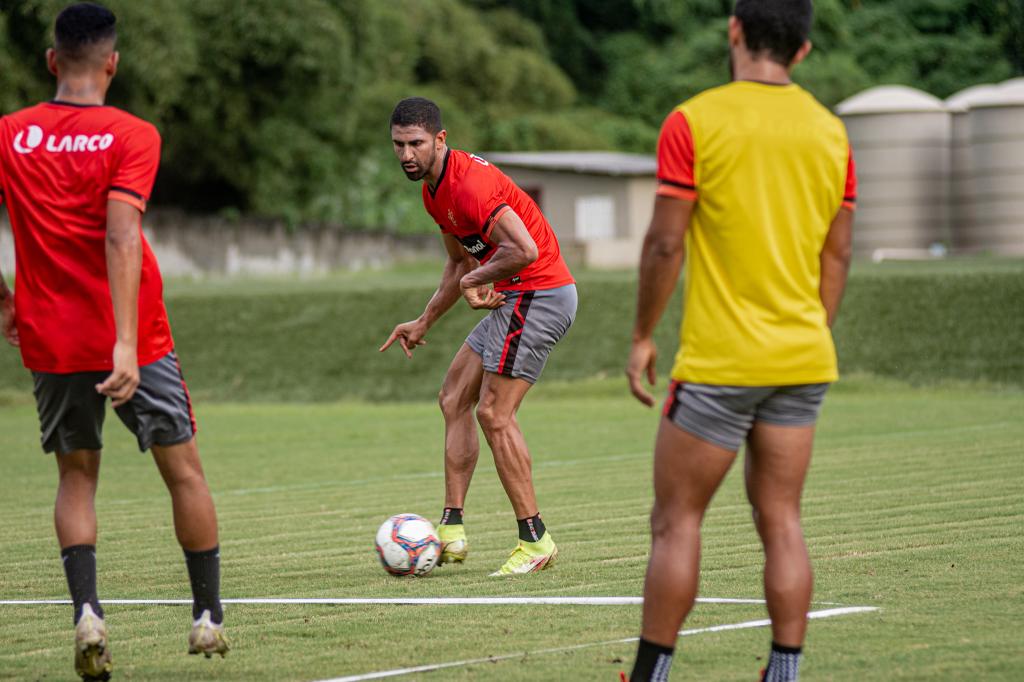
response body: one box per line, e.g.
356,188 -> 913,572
624,1 -> 856,681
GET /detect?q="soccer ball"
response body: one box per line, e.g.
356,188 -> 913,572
375,513 -> 440,577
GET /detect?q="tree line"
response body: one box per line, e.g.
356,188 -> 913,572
1,0 -> 1020,232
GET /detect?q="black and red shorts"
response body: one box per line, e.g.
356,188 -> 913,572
32,350 -> 197,454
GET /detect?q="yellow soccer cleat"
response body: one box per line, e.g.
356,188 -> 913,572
489,533 -> 558,576
438,523 -> 468,564
74,603 -> 112,681
188,610 -> 229,658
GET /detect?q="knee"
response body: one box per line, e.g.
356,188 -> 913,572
475,402 -> 512,434
649,503 -> 697,542
751,504 -> 801,536
162,459 -> 207,491
439,388 -> 473,420
57,451 -> 101,485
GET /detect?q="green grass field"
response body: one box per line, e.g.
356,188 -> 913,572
0,374 -> 1021,681
1,261 -> 1022,680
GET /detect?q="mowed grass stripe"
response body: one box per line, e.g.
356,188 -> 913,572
0,378 -> 1021,680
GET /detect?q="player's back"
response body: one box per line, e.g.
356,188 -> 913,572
0,101 -> 170,373
669,82 -> 853,385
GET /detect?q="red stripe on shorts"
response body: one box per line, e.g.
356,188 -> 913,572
172,352 -> 198,436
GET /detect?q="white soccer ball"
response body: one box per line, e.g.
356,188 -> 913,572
375,513 -> 440,577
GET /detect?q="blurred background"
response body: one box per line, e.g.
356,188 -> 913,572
0,0 -> 1022,273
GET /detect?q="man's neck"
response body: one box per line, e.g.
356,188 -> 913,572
53,77 -> 107,106
425,145 -> 450,188
732,56 -> 793,86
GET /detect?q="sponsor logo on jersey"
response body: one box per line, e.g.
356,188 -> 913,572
12,125 -> 114,155
459,234 -> 493,259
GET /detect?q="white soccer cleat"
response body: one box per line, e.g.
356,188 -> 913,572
188,609 -> 229,658
74,603 -> 112,681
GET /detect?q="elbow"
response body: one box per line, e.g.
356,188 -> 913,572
645,235 -> 683,260
824,244 -> 853,268
106,227 -> 140,249
521,242 -> 539,267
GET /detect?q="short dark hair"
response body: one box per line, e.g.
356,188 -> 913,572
733,0 -> 813,66
390,97 -> 443,135
54,3 -> 117,62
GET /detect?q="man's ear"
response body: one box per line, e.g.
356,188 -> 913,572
728,16 -> 743,49
106,50 -> 120,77
791,40 -> 813,68
46,48 -> 59,77
436,129 -> 447,148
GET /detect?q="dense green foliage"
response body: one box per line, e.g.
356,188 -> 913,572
0,1 -> 1020,227
1,379 -> 1021,679
1,261 -> 1021,403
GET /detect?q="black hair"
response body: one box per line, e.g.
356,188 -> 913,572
54,3 -> 117,61
390,97 -> 443,135
733,0 -> 813,66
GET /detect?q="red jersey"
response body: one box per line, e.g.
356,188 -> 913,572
422,149 -> 573,291
0,102 -> 172,373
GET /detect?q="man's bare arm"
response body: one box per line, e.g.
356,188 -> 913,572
459,210 -> 538,290
421,234 -> 479,326
95,199 -> 142,406
819,208 -> 854,328
380,234 -> 493,358
627,196 -> 694,406
0,265 -> 17,347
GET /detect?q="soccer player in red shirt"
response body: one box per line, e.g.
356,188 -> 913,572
381,97 -> 577,575
0,4 -> 227,678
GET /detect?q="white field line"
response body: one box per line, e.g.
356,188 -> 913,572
0,596 -> 773,606
314,606 -> 879,682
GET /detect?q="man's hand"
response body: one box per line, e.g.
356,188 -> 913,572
460,277 -> 505,310
96,339 -> 140,407
626,336 -> 659,407
379,319 -> 429,359
1,295 -> 18,347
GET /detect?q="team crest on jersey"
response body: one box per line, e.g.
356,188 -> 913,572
448,209 -> 458,228
12,124 -> 113,155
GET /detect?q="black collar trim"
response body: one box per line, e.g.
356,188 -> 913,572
736,79 -> 793,87
50,99 -> 104,108
427,149 -> 451,198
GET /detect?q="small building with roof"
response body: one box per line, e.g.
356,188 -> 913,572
484,151 -> 657,269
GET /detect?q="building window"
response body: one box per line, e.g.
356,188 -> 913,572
575,195 -> 615,241
523,186 -> 543,210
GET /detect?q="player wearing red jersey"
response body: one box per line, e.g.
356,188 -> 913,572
0,5 -> 227,678
381,97 -> 576,576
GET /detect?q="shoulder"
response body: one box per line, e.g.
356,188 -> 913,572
449,150 -> 502,196
105,108 -> 161,143
678,83 -> 737,113
793,87 -> 849,139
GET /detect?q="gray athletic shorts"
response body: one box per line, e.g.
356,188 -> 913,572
663,382 -> 830,452
466,284 -> 577,383
32,350 -> 197,454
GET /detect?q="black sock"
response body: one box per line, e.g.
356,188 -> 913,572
630,638 -> 675,682
183,546 -> 223,624
440,507 -> 463,525
517,513 -> 546,543
763,642 -> 803,682
61,544 -> 102,625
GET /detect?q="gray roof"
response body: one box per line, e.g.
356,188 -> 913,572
483,151 -> 657,176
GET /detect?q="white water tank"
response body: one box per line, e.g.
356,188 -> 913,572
837,86 -> 951,254
961,79 -> 1024,254
946,84 -> 1000,248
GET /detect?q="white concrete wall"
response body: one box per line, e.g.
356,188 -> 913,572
0,211 -> 444,279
